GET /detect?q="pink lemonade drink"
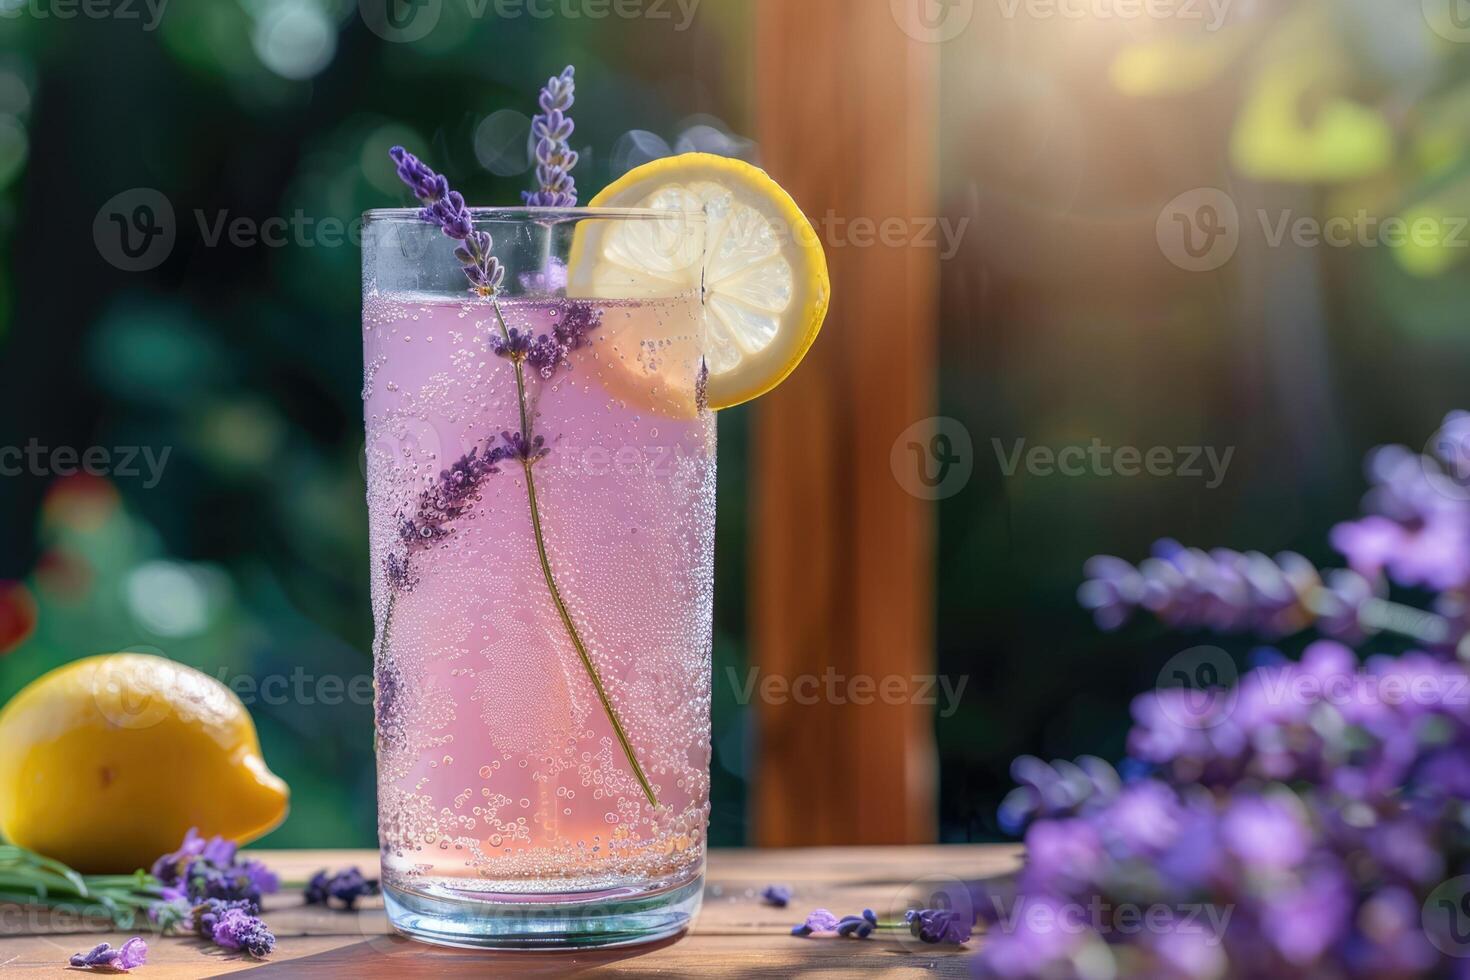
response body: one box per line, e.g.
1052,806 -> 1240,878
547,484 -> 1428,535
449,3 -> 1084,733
362,209 -> 711,947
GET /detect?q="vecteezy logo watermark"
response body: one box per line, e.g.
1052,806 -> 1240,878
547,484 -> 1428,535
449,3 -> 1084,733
0,0 -> 169,30
1253,665 -> 1470,710
95,193 -> 400,272
90,651 -> 177,730
195,211 -> 364,250
1158,188 -> 1470,272
93,188 -> 176,273
360,0 -> 700,42
992,438 -> 1235,488
891,417 -> 974,501
810,211 -> 970,261
890,0 -> 975,43
359,0 -> 442,41
214,667 -> 375,707
1155,645 -> 1239,730
886,874 -> 976,953
1256,211 -> 1470,251
724,666 -> 970,718
1424,876 -> 1470,957
986,894 -> 1233,944
0,440 -> 171,488
722,208 -> 970,261
1423,0 -> 1470,43
995,0 -> 1233,31
1157,188 -> 1240,272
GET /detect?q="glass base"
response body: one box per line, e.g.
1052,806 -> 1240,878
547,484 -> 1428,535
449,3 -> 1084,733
383,868 -> 704,950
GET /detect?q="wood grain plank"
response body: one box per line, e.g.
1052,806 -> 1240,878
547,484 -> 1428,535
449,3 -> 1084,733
0,846 -> 1020,976
750,0 -> 942,847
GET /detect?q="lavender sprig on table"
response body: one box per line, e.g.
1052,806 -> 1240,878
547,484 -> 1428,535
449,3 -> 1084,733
8,833 -> 283,965
304,867 -> 380,910
760,884 -> 791,908
788,905 -> 967,944
150,828 -> 279,906
523,66 -> 579,207
906,908 -> 972,945
389,145 -> 504,296
191,898 -> 276,958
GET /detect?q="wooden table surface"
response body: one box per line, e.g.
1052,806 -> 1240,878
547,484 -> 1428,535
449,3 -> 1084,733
0,845 -> 1020,977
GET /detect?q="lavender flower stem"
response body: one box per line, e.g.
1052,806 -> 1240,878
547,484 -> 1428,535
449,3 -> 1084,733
490,299 -> 659,808
1355,596 -> 1456,646
1297,586 -> 1456,646
372,590 -> 397,727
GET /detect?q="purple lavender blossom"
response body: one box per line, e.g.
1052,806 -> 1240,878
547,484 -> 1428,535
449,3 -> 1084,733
835,909 -> 878,938
978,413 -> 1470,978
189,898 -> 275,958
695,360 -> 710,414
490,326 -> 534,361
304,867 -> 380,910
1328,418 -> 1470,592
905,907 -> 972,944
976,896 -> 1089,978
523,66 -> 579,207
69,938 -> 147,971
151,828 -> 279,905
1022,818 -> 1105,892
518,303 -> 603,381
146,888 -> 192,931
790,908 -> 840,936
1079,540 -> 1376,640
209,907 -> 276,958
389,146 -> 505,296
386,440 -> 503,592
519,258 -> 569,293
996,754 -> 1119,834
501,430 -> 549,465
1219,794 -> 1311,869
760,884 -> 791,908
490,305 -> 602,394
190,898 -> 259,940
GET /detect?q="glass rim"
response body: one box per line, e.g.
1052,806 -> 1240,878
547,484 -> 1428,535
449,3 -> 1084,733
361,206 -> 705,223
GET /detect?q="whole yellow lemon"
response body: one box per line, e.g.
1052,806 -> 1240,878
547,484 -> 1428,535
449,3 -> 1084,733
0,653 -> 289,873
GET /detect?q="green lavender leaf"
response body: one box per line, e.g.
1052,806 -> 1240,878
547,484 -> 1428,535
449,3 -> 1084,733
0,844 -> 166,929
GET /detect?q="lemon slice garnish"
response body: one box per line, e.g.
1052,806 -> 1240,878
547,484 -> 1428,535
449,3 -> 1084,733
571,153 -> 830,410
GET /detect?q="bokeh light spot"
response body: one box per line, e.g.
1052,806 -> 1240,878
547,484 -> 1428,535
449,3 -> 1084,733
610,130 -> 672,178
475,109 -> 531,177
252,1 -> 337,81
126,561 -> 213,638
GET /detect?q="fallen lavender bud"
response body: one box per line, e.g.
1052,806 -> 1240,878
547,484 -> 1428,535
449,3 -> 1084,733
69,938 -> 147,972
760,884 -> 791,908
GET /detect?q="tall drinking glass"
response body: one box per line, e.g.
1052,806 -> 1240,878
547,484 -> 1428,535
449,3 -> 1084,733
361,208 -> 711,948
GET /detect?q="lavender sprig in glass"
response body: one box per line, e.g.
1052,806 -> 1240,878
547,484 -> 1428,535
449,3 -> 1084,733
389,146 -> 505,297
386,112 -> 658,807
523,66 -> 578,208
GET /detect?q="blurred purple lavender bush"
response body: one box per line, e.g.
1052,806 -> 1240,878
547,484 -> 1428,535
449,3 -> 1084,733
977,412 -> 1470,978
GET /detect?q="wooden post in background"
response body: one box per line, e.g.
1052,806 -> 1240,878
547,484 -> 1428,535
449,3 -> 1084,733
750,0 -> 940,845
